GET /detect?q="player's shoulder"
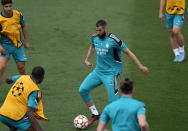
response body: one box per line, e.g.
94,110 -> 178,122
108,33 -> 122,46
108,33 -> 121,42
108,98 -> 122,108
13,10 -> 20,14
131,98 -> 145,106
13,10 -> 23,16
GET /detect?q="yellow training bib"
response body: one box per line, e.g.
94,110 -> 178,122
0,10 -> 23,47
0,75 -> 48,121
166,0 -> 185,14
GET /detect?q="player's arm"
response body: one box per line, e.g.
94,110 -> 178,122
0,25 -> 6,55
27,91 -> 44,131
85,45 -> 95,68
97,121 -> 106,131
159,0 -> 166,22
26,107 -> 44,131
6,75 -> 21,84
97,106 -> 110,131
21,24 -> 30,50
138,115 -> 149,131
123,49 -> 149,74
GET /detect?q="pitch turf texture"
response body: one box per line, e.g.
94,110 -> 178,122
0,0 -> 188,130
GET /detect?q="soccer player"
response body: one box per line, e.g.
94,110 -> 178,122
97,78 -> 149,131
159,0 -> 187,62
79,20 -> 149,125
0,0 -> 30,84
0,66 -> 48,131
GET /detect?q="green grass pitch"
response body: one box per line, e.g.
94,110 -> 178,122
0,0 -> 188,130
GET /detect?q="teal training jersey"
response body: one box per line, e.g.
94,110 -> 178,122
0,11 -> 25,45
92,32 -> 127,75
100,96 -> 146,131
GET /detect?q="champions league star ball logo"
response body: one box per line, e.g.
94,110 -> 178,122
106,43 -> 109,48
11,82 -> 24,97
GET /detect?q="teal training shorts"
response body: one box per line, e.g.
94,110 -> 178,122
0,115 -> 31,131
0,44 -> 27,62
165,12 -> 185,29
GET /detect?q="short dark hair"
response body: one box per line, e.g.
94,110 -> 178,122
96,19 -> 107,27
120,78 -> 133,94
1,0 -> 12,5
31,66 -> 45,79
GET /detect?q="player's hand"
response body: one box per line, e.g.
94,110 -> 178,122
85,60 -> 94,68
0,47 -> 6,55
6,77 -> 13,84
159,12 -> 165,22
24,42 -> 30,50
139,65 -> 149,75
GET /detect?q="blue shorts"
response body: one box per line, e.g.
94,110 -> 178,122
79,70 -> 119,103
0,44 -> 27,62
165,12 -> 185,29
0,115 -> 31,131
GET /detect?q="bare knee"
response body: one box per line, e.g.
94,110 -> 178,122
172,26 -> 182,36
172,29 -> 180,36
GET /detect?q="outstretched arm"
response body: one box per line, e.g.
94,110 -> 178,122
159,0 -> 166,22
123,49 -> 149,74
6,75 -> 21,84
21,24 -> 30,50
27,107 -> 44,131
85,45 -> 95,68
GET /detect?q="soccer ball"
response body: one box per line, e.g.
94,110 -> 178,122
73,115 -> 88,129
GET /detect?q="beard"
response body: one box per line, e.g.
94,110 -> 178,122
5,10 -> 13,17
98,32 -> 106,39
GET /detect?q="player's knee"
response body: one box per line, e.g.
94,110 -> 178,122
79,86 -> 88,95
78,87 -> 84,95
172,29 -> 180,36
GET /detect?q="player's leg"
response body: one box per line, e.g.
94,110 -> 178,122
79,71 -> 102,125
172,14 -> 185,62
79,71 -> 102,111
13,45 -> 27,74
165,12 -> 180,62
0,57 -> 9,84
16,62 -> 26,74
103,74 -> 119,103
169,29 -> 179,49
